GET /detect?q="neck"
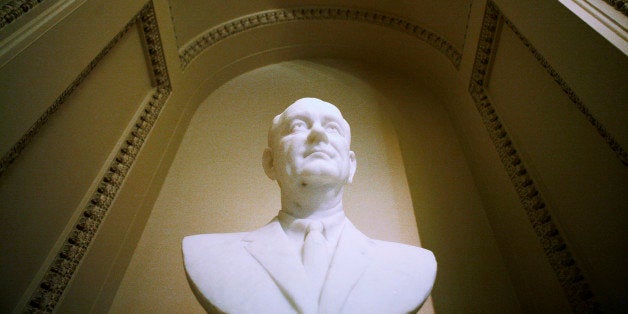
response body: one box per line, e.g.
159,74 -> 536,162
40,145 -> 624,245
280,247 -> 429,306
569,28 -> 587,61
280,183 -> 345,219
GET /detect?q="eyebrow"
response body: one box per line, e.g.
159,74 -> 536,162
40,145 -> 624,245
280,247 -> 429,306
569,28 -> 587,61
283,114 -> 311,123
283,114 -> 348,135
284,113 -> 344,123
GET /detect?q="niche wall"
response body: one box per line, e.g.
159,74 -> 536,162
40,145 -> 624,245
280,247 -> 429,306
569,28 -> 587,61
1,0 -> 625,312
110,59 -> 519,312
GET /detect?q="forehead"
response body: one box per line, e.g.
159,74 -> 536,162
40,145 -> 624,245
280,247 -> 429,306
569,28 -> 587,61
268,98 -> 352,146
281,99 -> 344,122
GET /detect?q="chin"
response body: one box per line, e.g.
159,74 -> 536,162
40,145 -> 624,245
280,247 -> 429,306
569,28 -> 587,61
295,173 -> 341,187
297,167 -> 338,178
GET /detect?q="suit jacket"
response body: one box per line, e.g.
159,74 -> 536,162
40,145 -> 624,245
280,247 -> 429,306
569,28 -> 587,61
183,218 -> 436,314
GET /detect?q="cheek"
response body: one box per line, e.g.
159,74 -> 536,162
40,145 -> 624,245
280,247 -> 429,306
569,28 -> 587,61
283,139 -> 305,155
331,140 -> 350,155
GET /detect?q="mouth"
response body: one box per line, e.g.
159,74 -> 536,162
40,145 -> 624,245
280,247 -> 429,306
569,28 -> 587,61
306,149 -> 333,159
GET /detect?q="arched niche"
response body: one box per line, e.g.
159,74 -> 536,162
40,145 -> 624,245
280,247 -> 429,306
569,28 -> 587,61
6,1 -> 623,312
170,7 -> 468,128
109,58 -> 519,312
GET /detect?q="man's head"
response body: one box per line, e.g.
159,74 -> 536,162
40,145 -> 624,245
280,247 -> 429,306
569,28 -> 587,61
263,98 -> 356,191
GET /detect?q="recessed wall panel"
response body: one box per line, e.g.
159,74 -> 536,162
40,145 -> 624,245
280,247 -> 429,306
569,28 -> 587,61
0,22 -> 153,312
487,22 -> 627,310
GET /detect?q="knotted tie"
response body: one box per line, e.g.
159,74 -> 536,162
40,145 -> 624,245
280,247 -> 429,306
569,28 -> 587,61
302,221 -> 329,296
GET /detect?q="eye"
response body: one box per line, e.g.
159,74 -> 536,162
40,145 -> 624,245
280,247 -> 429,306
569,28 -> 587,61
289,120 -> 307,133
325,122 -> 341,134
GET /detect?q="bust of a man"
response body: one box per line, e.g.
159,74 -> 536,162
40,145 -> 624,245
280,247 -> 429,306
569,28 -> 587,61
183,98 -> 436,314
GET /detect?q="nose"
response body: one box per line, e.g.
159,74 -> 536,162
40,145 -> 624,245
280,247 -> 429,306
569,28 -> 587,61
307,123 -> 328,144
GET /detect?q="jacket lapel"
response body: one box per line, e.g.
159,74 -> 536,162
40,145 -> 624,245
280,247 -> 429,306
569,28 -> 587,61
319,220 -> 375,313
243,219 -> 317,314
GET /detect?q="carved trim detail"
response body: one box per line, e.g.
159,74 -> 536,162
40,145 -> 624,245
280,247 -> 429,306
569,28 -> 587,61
0,0 -> 45,29
469,2 -> 628,166
22,1 -> 171,312
504,15 -> 627,166
603,0 -> 628,16
0,1 -> 170,177
178,7 -> 462,69
468,2 -> 601,312
460,0 -> 474,56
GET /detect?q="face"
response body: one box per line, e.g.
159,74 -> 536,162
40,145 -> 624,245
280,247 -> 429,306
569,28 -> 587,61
264,98 -> 356,189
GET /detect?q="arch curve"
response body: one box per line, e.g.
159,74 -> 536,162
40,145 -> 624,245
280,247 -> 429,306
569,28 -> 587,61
179,6 -> 463,69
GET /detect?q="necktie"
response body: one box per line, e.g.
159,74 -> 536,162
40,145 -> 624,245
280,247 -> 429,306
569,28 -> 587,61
302,221 -> 329,297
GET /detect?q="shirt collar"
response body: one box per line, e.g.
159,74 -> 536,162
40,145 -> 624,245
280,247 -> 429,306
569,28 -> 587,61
277,210 -> 346,243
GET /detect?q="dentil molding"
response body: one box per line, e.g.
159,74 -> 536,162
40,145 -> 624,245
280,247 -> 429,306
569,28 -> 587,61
22,1 -> 171,312
0,0 -> 44,29
603,0 -> 628,16
178,7 -> 463,69
468,1 -> 602,312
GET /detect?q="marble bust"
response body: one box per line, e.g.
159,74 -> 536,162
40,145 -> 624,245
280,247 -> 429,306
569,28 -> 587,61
183,98 -> 436,314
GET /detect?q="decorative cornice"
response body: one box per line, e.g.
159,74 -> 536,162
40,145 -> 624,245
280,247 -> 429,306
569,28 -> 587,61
469,3 -> 628,166
0,1 -> 167,177
178,7 -> 462,69
23,1 -> 171,312
0,0 -> 44,30
603,0 -> 628,16
504,16 -> 627,166
469,1 -> 601,312
460,0 -> 474,57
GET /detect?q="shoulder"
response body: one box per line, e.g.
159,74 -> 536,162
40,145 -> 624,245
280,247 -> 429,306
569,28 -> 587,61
183,232 -> 247,249
342,220 -> 437,279
343,236 -> 437,312
182,232 -> 248,262
373,240 -> 436,267
182,232 -> 253,289
182,232 -> 250,267
370,240 -> 437,297
372,240 -> 436,274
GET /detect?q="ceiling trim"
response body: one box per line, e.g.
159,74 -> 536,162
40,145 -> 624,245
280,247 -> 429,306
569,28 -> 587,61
501,10 -> 626,166
468,1 -> 602,312
178,6 -> 462,70
20,2 -> 171,312
603,0 -> 628,16
0,2 -> 173,178
460,0 -> 475,58
0,0 -> 45,30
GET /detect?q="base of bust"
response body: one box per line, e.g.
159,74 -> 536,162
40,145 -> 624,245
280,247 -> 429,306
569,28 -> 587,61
183,219 -> 436,314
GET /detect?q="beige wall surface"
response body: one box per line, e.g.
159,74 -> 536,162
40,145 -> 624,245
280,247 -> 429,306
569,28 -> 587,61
110,59 -> 519,313
488,24 -> 628,311
452,0 -> 628,312
0,21 -> 153,312
110,60 -> 420,312
168,0 -> 473,52
2,0 -> 625,312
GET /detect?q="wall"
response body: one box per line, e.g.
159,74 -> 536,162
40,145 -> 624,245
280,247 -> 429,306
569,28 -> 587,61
110,59 -> 520,312
0,2 -> 175,312
1,0 -> 625,312
452,1 -> 628,311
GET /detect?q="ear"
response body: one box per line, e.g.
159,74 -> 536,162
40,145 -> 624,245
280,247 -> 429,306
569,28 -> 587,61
262,147 -> 276,180
347,150 -> 356,184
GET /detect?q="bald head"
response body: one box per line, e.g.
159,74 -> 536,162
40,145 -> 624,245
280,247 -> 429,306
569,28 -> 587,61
268,98 -> 351,148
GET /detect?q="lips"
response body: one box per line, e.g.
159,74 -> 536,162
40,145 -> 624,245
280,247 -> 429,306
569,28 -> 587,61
305,148 -> 334,158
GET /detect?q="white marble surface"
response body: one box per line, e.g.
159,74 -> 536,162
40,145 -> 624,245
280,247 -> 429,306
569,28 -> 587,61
183,98 -> 436,313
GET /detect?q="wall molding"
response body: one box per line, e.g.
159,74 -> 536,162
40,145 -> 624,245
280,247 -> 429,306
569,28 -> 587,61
603,0 -> 628,15
460,0 -> 474,58
500,9 -> 627,166
0,0 -> 45,30
178,6 -> 462,70
468,1 -> 601,312
21,1 -> 171,312
0,0 -> 169,178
